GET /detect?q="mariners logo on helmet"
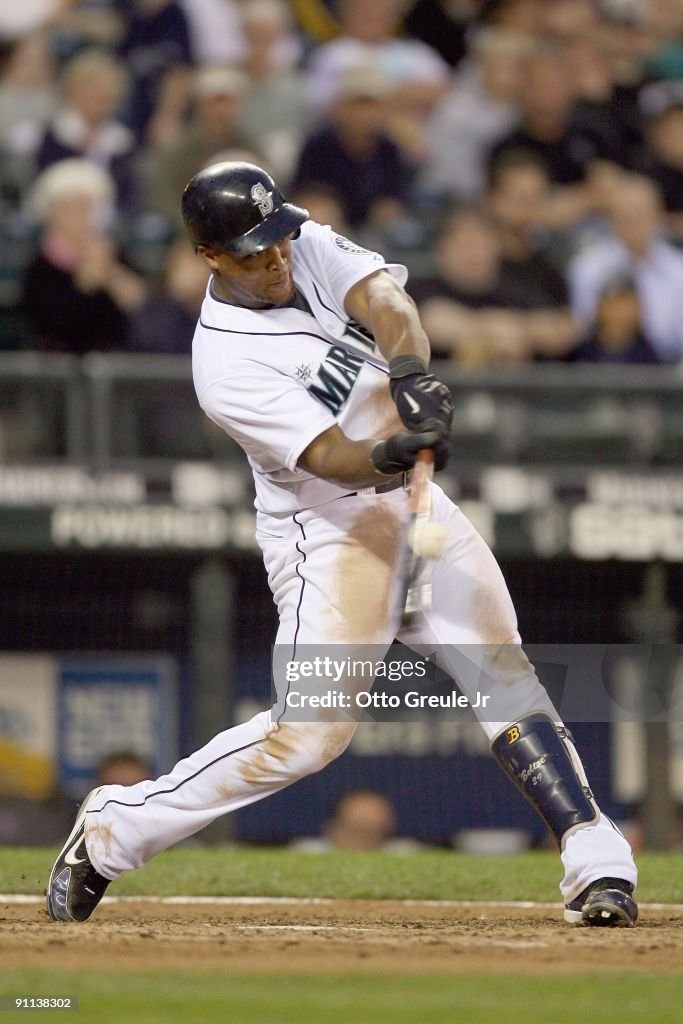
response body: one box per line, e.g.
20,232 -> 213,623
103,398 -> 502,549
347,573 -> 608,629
252,182 -> 274,218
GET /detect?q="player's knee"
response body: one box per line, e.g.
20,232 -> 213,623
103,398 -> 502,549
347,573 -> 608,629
275,721 -> 357,777
299,721 -> 357,775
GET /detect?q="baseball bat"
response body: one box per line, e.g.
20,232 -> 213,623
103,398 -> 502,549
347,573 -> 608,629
398,449 -> 437,629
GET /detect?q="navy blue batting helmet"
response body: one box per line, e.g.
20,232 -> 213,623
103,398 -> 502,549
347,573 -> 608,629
181,161 -> 309,256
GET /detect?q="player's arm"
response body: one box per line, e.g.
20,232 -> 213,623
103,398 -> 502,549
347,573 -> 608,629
344,269 -> 430,366
298,423 -> 444,488
344,270 -> 454,440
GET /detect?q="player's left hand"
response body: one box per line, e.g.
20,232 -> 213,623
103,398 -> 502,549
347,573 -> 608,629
388,356 -> 454,436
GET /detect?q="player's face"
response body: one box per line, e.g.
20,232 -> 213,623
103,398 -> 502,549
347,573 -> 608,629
199,234 -> 296,309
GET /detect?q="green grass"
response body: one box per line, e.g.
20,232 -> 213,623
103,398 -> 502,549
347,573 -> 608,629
0,972 -> 681,1024
2,849 -> 682,1023
1,846 -> 682,903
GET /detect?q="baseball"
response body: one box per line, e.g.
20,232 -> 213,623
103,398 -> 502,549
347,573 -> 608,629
409,521 -> 447,558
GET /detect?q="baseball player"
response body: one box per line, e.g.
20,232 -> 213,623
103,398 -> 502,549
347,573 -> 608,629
47,162 -> 637,928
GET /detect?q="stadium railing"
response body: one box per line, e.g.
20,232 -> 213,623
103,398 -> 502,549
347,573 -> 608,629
1,352 -> 682,468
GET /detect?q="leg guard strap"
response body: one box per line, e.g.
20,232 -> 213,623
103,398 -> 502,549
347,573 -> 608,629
491,712 -> 599,848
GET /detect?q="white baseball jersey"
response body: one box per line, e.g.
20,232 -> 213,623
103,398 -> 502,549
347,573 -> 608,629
192,220 -> 407,515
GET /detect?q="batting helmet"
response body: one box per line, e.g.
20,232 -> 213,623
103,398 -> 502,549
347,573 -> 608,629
181,161 -> 309,256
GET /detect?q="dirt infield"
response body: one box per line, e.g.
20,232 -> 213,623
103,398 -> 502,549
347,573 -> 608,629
2,900 -> 682,975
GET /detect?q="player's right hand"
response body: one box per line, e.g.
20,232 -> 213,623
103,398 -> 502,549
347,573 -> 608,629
371,429 -> 451,475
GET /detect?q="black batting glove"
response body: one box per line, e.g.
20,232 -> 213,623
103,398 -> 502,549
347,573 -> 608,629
388,355 -> 454,436
371,429 -> 451,475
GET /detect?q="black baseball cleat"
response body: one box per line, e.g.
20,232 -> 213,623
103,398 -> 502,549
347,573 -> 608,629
46,788 -> 110,922
564,877 -> 638,927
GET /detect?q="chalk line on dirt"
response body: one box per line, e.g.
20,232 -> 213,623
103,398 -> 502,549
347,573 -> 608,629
1,895 -> 682,912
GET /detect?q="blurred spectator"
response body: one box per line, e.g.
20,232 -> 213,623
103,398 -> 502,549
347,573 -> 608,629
477,0 -> 540,34
418,27 -> 528,202
489,40 -> 621,187
290,184 -> 348,235
139,63 -> 194,150
643,0 -> 683,81
141,66 -> 258,227
292,65 -> 411,228
49,0 -> 125,58
325,790 -> 398,850
20,159 -> 147,353
635,81 -> 683,241
404,0 -> 482,69
596,0 -> 656,92
96,750 -> 152,786
240,0 -> 302,71
307,0 -> 449,109
0,0 -> 62,39
409,205 -> 531,364
291,789 -> 421,851
537,0 -> 597,39
35,48 -> 137,209
128,238 -> 209,353
119,0 -> 192,141
567,272 -> 660,364
567,35 -> 641,170
0,32 -> 56,158
485,150 -> 578,356
236,0 -> 314,183
239,0 -> 303,73
569,173 -> 683,363
179,0 -> 246,66
306,0 -> 449,157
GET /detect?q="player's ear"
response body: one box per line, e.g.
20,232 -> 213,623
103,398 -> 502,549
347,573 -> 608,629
197,244 -> 220,271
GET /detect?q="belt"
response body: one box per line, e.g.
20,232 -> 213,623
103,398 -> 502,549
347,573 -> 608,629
350,472 -> 409,497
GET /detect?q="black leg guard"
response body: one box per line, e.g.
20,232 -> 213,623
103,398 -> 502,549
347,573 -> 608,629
491,712 -> 599,848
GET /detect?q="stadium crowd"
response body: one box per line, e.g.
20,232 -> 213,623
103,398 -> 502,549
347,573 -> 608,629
2,0 -> 683,366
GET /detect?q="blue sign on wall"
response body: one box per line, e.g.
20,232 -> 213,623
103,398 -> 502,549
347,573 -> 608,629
57,655 -> 177,797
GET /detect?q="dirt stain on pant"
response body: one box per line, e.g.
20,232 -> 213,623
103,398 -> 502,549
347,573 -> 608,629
85,821 -> 114,859
234,722 -> 357,791
326,501 -> 402,644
